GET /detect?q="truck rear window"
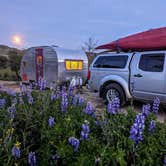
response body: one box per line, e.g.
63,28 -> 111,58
65,60 -> 83,70
93,55 -> 128,68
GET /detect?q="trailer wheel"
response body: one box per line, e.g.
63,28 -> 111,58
103,83 -> 126,106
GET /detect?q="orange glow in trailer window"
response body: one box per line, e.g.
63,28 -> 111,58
65,60 -> 83,70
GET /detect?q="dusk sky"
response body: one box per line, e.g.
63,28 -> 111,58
0,0 -> 166,49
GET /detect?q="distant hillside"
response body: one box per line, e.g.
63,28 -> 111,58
0,45 -> 25,57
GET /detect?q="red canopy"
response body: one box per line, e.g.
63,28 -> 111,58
96,27 -> 166,51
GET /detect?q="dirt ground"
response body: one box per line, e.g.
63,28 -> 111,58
0,81 -> 165,123
81,86 -> 166,123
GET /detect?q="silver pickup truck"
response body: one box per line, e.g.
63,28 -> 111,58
88,50 -> 166,105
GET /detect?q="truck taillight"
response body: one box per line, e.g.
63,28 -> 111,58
22,74 -> 28,81
88,70 -> 91,80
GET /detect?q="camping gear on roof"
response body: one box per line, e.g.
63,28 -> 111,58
96,27 -> 166,52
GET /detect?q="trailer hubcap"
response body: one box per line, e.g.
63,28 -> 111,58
106,89 -> 120,102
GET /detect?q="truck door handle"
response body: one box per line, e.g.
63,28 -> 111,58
134,74 -> 143,78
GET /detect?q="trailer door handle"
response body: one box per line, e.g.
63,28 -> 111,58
134,74 -> 143,78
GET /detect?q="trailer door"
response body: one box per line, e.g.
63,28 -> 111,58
35,48 -> 44,82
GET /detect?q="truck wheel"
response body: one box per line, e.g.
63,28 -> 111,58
103,83 -> 126,106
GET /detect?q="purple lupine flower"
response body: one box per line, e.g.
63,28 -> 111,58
68,137 -> 80,152
78,96 -> 85,106
68,86 -> 75,97
152,97 -> 160,114
48,116 -> 55,127
38,78 -> 46,90
81,131 -> 89,140
12,146 -> 20,158
83,102 -> 94,115
28,152 -> 36,166
61,86 -> 67,94
8,105 -> 16,119
72,95 -> 79,106
107,97 -> 120,114
163,154 -> 166,165
129,113 -> 145,144
28,95 -> 34,104
61,93 -> 68,113
142,104 -> 151,117
0,98 -> 6,109
148,120 -> 156,133
80,123 -> 90,140
82,124 -> 90,133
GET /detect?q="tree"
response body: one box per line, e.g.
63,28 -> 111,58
8,50 -> 23,81
82,37 -> 98,66
82,37 -> 98,53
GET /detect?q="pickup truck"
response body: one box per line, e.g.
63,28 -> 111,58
88,50 -> 166,105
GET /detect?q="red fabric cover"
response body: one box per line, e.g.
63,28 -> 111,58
96,27 -> 166,51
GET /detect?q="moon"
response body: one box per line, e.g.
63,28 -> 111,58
12,35 -> 22,45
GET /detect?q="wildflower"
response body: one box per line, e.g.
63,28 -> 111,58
163,154 -> 166,165
80,123 -> 90,140
12,142 -> 21,158
28,152 -> 36,166
107,97 -> 120,114
83,102 -> 94,115
0,98 -> 6,109
12,146 -> 20,158
68,86 -> 75,97
8,105 -> 16,119
72,95 -> 79,106
129,113 -> 145,144
39,78 -> 46,90
78,96 -> 85,106
61,93 -> 68,113
152,97 -> 160,114
48,116 -> 55,127
148,120 -> 156,133
28,95 -> 34,104
68,137 -> 80,152
142,104 -> 151,117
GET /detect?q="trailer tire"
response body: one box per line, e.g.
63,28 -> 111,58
103,83 -> 126,106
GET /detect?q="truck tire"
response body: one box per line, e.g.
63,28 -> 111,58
103,83 -> 126,106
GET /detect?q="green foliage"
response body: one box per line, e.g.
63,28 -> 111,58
8,50 -> 23,81
0,89 -> 165,166
0,56 -> 8,69
0,68 -> 17,81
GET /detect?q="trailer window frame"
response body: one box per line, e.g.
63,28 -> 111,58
65,59 -> 83,70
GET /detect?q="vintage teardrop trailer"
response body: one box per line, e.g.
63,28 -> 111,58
20,46 -> 88,85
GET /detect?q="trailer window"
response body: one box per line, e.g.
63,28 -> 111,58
65,60 -> 83,70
